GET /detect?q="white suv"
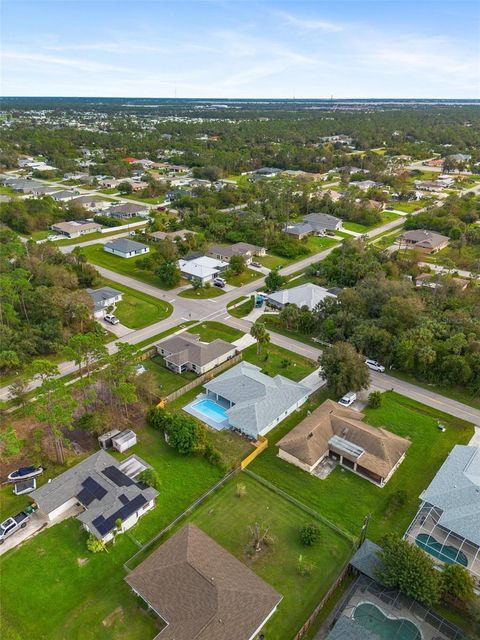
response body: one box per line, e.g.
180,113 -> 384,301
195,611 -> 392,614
104,314 -> 120,325
338,392 -> 357,407
365,359 -> 385,373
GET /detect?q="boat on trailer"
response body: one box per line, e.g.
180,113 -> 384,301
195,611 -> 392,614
7,466 -> 44,482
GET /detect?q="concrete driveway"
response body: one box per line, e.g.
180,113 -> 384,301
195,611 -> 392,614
0,511 -> 48,556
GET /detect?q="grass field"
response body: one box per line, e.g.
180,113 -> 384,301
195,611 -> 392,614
99,279 -> 172,329
178,286 -> 225,299
144,356 -> 197,396
250,391 -> 473,541
80,244 -> 170,289
341,210 -> 401,234
225,267 -> 261,287
187,320 -> 244,343
386,200 -> 429,213
132,321 -> 196,350
258,254 -> 290,270
227,295 -> 255,318
188,474 -> 353,639
242,341 -> 317,381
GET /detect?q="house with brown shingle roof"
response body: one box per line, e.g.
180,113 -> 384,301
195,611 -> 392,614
398,229 -> 449,254
277,400 -> 410,487
125,523 -> 282,640
156,332 -> 237,375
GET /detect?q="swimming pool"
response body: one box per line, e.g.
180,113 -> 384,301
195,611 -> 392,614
191,398 -> 228,424
415,533 -> 468,566
354,603 -> 422,640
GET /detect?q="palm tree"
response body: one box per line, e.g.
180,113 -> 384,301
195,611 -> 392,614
250,322 -> 270,355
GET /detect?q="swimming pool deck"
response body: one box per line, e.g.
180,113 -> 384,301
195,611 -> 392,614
183,393 -> 230,431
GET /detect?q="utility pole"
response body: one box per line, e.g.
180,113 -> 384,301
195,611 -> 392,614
359,514 -> 370,547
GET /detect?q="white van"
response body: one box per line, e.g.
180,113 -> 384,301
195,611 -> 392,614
338,392 -> 357,407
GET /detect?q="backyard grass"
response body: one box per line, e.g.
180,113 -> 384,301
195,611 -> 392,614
80,244 -> 171,289
99,279 -> 172,329
0,521 -> 159,640
133,321 -> 196,350
178,286 -> 225,299
225,267 -> 261,287
144,355 -> 197,396
187,320 -> 244,343
242,341 -> 317,381
250,391 -> 473,541
187,474 -> 353,639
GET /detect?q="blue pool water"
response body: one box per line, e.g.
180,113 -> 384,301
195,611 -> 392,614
416,533 -> 468,566
354,603 -> 421,640
192,399 -> 228,423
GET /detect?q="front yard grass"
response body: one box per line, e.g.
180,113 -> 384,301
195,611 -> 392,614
227,295 -> 255,318
187,320 -> 244,343
178,286 -> 225,299
341,210 -> 401,234
225,267 -> 261,287
80,244 -> 171,289
258,312 -> 324,348
100,279 -> 172,329
188,474 -> 353,639
242,342 -> 317,381
250,391 -> 473,542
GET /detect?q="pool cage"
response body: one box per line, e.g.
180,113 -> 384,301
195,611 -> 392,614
330,574 -> 467,640
404,503 -> 480,582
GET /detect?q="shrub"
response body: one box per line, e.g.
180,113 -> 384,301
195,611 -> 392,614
146,406 -> 169,430
235,482 -> 247,498
299,523 -> 321,546
368,390 -> 382,409
86,534 -> 106,553
204,442 -> 224,469
0,425 -> 24,460
138,468 -> 162,491
441,564 -> 476,602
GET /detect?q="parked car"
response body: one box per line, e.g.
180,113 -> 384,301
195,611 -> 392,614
0,512 -> 29,544
213,277 -> 226,288
104,314 -> 120,325
338,392 -> 357,407
251,261 -> 262,268
365,359 -> 385,373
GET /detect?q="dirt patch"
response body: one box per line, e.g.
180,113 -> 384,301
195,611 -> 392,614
77,557 -> 89,567
102,606 -> 124,627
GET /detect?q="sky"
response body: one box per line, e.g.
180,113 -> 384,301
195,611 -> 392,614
1,0 -> 479,99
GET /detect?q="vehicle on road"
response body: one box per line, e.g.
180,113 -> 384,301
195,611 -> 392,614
213,277 -> 226,288
338,391 -> 357,407
104,314 -> 120,325
0,512 -> 30,544
7,465 -> 44,482
365,359 -> 385,373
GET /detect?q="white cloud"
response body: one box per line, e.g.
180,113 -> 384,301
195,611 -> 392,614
2,50 -> 134,74
275,10 -> 343,33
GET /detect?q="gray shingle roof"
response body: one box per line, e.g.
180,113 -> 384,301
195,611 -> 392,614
86,286 -> 122,312
106,202 -> 147,215
157,333 -> 236,368
350,539 -> 384,582
421,445 -> 480,545
104,238 -> 148,253
303,212 -> 341,231
267,283 -> 335,311
204,362 -> 309,438
30,450 -> 157,539
284,222 -> 313,236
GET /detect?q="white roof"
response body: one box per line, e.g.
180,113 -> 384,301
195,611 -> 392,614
267,283 -> 336,311
178,256 -> 228,279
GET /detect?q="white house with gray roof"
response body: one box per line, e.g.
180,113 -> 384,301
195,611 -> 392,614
29,450 -> 158,542
86,286 -> 123,318
156,332 -> 237,375
104,238 -> 149,259
266,283 -> 336,311
404,445 -> 480,581
200,362 -> 309,439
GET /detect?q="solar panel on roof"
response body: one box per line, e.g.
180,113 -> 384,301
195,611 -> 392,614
92,495 -> 147,537
77,476 -> 108,505
119,494 -> 129,505
102,465 -> 134,487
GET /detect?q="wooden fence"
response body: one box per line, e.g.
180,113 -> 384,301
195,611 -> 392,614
160,354 -> 243,403
240,436 -> 268,469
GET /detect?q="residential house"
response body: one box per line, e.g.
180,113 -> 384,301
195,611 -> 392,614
125,523 -> 282,640
29,450 -> 158,543
104,238 -> 149,259
208,242 -> 266,265
415,273 -> 469,291
398,229 -> 449,253
448,153 -> 472,163
149,229 -> 195,242
8,179 -> 44,194
254,167 -> 282,177
277,399 -> 410,486
350,179 -> 380,191
98,177 -> 122,189
404,445 -> 480,581
104,202 -> 149,219
71,195 -> 111,211
86,286 -> 123,318
50,220 -> 102,238
323,189 -> 343,202
284,222 -> 315,239
414,180 -> 444,192
50,190 -> 80,202
156,332 -> 237,375
303,212 -> 341,232
198,361 -> 310,439
266,283 -> 336,311
178,255 -> 228,284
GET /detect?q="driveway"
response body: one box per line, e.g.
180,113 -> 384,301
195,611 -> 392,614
0,511 -> 48,556
101,320 -> 132,338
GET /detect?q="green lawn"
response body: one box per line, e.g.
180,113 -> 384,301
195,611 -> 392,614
258,253 -> 290,270
178,286 -> 225,299
99,279 -> 172,329
187,320 -> 244,343
258,313 -> 324,348
228,295 -> 255,318
0,521 -> 159,640
250,391 -> 473,541
304,236 -> 338,253
187,474 -> 353,639
133,321 -> 196,350
242,342 -> 317,381
341,210 -> 401,234
144,356 -> 197,396
386,200 -> 428,213
225,268 -> 261,287
433,244 -> 480,272
80,244 -> 171,289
